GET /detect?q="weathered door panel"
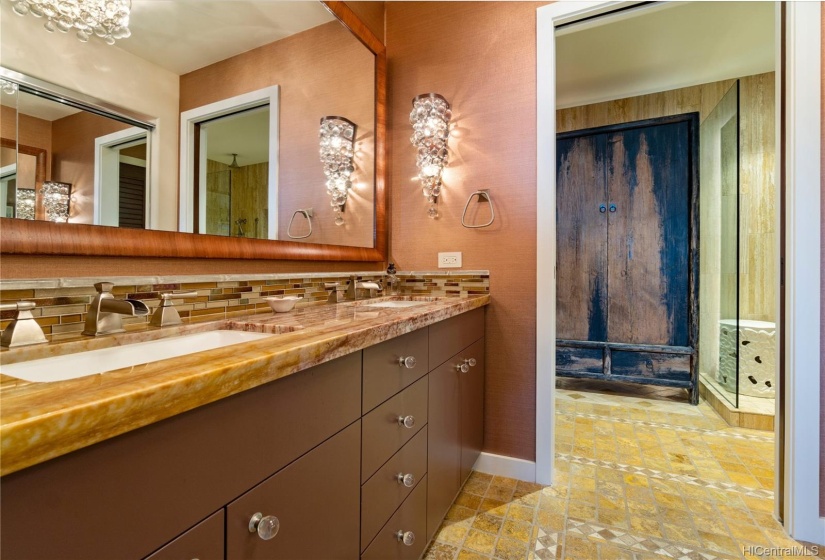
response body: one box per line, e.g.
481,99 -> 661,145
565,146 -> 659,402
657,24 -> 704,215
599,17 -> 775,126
556,134 -> 608,342
606,122 -> 691,347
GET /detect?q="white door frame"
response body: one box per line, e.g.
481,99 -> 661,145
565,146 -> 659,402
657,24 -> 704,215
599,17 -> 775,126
536,1 -> 822,543
93,127 -> 150,227
179,86 -> 280,238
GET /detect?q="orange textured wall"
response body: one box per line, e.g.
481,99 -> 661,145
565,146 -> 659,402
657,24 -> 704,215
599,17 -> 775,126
387,2 -> 542,461
819,7 -> 825,516
50,111 -> 133,224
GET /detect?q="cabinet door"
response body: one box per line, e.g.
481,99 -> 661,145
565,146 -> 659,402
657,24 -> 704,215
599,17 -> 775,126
606,121 -> 691,347
226,422 -> 361,560
426,357 -> 461,541
460,338 -> 485,485
144,510 -> 224,560
556,133 -> 609,342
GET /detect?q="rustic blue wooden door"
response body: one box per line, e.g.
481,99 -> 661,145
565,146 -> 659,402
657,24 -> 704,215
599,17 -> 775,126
556,114 -> 699,403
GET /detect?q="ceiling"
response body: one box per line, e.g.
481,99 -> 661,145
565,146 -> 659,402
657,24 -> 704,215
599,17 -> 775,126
555,2 -> 775,109
204,106 -> 270,167
17,91 -> 81,121
121,1 -> 335,75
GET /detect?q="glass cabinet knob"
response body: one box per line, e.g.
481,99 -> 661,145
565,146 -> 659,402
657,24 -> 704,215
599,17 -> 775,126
249,512 -> 280,541
464,358 -> 477,367
396,530 -> 416,546
398,356 -> 417,369
397,472 -> 415,487
397,415 -> 415,429
456,363 -> 470,373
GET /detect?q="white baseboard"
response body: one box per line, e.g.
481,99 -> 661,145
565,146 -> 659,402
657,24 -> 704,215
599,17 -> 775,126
473,452 -> 537,482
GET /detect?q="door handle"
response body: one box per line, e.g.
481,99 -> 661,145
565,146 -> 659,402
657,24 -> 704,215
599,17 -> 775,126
599,204 -> 606,213
609,204 -> 617,213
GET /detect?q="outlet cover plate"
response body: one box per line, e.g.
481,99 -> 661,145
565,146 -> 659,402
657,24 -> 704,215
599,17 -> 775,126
438,252 -> 462,268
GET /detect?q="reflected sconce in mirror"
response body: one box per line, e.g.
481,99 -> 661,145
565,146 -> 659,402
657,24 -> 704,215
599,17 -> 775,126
410,93 -> 451,219
11,0 -> 132,44
319,116 -> 356,226
15,189 -> 35,220
41,181 -> 71,222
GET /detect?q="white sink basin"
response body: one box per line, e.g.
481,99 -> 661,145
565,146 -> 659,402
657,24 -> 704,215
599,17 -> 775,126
0,330 -> 274,383
363,301 -> 428,309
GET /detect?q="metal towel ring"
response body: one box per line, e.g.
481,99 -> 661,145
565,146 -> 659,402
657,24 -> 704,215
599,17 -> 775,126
287,208 -> 314,239
461,189 -> 495,228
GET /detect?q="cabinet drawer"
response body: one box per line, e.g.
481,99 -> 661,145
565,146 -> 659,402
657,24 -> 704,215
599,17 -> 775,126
362,376 -> 428,483
0,352 -> 361,560
361,475 -> 428,560
363,328 -> 428,413
428,307 -> 485,370
611,350 -> 691,384
145,510 -> 224,560
226,421 -> 361,560
361,426 -> 428,551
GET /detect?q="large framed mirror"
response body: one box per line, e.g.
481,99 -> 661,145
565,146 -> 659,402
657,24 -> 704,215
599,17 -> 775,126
0,0 -> 386,261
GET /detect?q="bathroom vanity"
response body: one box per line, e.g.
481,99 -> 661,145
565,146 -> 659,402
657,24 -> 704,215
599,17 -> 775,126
0,297 -> 488,559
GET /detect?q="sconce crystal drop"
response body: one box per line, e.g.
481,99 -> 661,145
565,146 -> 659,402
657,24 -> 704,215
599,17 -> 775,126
40,181 -> 72,222
410,93 -> 451,219
11,0 -> 132,45
0,80 -> 18,96
319,116 -> 356,226
15,189 -> 35,220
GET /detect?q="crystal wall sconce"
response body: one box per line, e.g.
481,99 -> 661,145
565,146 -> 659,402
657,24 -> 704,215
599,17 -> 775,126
15,188 -> 35,220
410,93 -> 452,219
319,116 -> 356,226
41,181 -> 72,222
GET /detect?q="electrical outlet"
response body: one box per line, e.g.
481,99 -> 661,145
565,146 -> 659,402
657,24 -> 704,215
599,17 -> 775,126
438,252 -> 462,268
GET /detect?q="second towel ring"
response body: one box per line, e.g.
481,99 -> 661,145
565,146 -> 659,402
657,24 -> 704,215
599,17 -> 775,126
461,189 -> 495,228
287,208 -> 314,239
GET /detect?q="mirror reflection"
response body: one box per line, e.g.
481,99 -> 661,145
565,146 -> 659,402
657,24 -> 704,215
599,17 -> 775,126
1,1 -> 376,248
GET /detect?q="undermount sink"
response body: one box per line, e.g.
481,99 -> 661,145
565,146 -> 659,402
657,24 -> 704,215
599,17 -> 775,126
0,330 -> 275,383
363,300 -> 429,309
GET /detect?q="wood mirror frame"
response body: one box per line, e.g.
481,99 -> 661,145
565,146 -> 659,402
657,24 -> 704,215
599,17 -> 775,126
0,1 -> 387,262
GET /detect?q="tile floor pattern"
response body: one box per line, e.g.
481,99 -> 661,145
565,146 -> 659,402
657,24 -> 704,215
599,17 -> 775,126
423,384 -> 821,560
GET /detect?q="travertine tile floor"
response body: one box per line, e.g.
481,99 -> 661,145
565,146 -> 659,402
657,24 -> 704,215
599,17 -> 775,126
424,381 -> 821,560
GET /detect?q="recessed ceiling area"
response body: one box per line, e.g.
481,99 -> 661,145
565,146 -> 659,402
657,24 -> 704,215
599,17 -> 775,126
121,1 -> 335,75
555,1 -> 775,109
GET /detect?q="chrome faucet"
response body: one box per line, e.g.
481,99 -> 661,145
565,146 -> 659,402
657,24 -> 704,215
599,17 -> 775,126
0,301 -> 48,347
347,276 -> 383,300
83,282 -> 150,336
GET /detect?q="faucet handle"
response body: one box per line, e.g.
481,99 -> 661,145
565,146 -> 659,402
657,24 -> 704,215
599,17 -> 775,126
93,282 -> 115,293
0,301 -> 47,347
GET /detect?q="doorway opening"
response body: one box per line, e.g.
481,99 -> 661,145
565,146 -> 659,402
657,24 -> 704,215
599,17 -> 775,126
535,1 -> 825,554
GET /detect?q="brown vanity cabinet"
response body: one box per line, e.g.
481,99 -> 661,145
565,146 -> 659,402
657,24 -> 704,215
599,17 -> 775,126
1,306 -> 487,560
226,422 -> 361,560
144,510 -> 225,560
426,310 -> 486,541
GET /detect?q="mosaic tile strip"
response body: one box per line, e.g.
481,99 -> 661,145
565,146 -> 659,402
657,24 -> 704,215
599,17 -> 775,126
533,528 -> 562,559
560,410 -> 774,443
564,519 -> 728,560
556,453 -> 774,499
0,272 -> 490,336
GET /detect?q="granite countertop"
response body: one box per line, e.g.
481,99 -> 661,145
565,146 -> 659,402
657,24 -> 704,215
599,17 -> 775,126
0,295 -> 490,477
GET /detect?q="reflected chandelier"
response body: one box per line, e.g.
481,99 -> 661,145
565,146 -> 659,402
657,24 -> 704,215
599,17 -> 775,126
319,116 -> 356,226
410,93 -> 451,219
11,0 -> 132,44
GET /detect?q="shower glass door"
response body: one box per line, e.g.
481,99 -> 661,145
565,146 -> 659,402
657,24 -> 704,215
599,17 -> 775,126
699,81 -> 741,408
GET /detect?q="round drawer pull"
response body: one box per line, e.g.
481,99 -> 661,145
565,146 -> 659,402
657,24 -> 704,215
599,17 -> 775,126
396,530 -> 416,546
397,472 -> 415,487
398,356 -> 417,369
455,363 -> 469,373
464,358 -> 477,367
397,415 -> 415,429
249,512 -> 280,541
